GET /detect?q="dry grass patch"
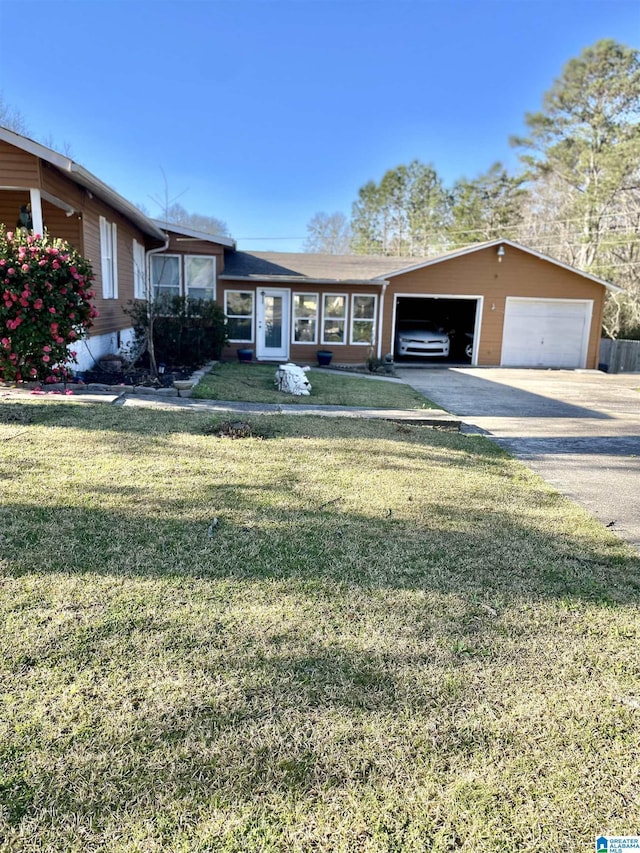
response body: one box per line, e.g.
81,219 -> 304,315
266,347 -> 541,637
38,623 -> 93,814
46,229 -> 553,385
1,397 -> 639,851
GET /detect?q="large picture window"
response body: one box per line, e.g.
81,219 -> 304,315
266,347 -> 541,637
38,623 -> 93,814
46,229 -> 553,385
225,291 -> 254,341
186,256 -> 216,300
322,294 -> 347,344
150,254 -> 181,300
292,293 -> 318,343
350,294 -> 377,345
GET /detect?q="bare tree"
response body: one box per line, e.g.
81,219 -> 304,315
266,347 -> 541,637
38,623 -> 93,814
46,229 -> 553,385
303,211 -> 352,254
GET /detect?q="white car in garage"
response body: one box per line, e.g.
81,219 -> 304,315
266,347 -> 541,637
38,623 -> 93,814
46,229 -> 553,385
395,322 -> 450,358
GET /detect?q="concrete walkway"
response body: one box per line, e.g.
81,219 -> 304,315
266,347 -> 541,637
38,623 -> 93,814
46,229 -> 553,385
396,367 -> 640,551
117,393 -> 460,427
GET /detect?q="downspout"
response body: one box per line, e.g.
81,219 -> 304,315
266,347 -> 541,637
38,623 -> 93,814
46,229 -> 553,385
377,281 -> 388,360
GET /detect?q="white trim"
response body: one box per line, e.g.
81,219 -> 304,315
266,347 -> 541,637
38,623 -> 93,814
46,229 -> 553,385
150,253 -> 181,299
291,292 -> 319,345
256,288 -> 290,360
153,220 -> 236,249
500,296 -> 593,368
374,238 -> 621,292
349,293 -> 378,347
0,126 -> 165,241
99,215 -> 117,299
29,188 -> 44,235
133,239 -> 146,299
321,292 -> 348,346
224,289 -> 255,343
185,254 -> 217,300
391,292 -> 484,365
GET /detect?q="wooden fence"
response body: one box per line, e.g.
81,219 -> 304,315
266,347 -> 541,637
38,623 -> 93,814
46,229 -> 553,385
599,338 -> 640,373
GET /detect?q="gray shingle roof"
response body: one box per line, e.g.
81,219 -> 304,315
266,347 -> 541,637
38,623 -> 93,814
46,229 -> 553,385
221,251 -> 424,282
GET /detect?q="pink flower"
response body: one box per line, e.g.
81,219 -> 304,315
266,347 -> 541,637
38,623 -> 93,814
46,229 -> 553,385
34,298 -> 43,310
64,390 -> 74,396
21,264 -> 29,272
7,268 -> 14,275
42,355 -> 50,363
52,261 -> 60,270
67,330 -> 77,339
1,338 -> 10,348
55,336 -> 64,344
49,307 -> 56,314
43,345 -> 52,353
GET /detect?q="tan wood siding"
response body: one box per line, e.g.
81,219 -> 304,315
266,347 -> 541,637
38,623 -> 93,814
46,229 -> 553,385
220,281 -> 384,364
81,196 -> 151,338
0,141 -> 40,186
383,246 -> 606,369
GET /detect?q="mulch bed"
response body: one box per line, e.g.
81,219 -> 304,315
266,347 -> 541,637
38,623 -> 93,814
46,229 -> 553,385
79,365 -> 193,388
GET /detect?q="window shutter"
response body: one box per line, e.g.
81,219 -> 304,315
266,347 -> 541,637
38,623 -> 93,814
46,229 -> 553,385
99,216 -> 112,298
133,240 -> 146,299
111,223 -> 118,299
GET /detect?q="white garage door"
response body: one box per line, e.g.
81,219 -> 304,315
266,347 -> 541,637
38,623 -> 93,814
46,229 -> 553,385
501,298 -> 592,368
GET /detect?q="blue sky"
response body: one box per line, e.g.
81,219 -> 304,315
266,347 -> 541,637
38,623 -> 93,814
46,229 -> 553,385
1,0 -> 638,251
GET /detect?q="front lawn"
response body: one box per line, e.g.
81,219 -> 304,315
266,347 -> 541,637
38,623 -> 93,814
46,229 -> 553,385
1,396 -> 639,851
192,362 -> 437,408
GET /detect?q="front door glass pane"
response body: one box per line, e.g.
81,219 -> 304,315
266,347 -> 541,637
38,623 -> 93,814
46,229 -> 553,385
265,296 -> 282,348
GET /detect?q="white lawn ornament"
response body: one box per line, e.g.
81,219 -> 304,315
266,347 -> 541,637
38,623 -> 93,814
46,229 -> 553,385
275,363 -> 312,396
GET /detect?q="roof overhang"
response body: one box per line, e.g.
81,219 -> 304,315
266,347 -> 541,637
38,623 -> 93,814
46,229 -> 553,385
375,238 -> 623,292
152,219 -> 236,249
219,274 -> 387,286
0,126 -> 166,242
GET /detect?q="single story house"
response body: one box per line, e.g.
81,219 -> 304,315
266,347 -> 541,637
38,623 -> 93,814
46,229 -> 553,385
213,242 -> 619,369
1,125 -> 619,372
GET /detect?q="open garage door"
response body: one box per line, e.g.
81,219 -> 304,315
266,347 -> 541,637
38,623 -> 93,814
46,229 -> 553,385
393,296 -> 481,363
501,298 -> 592,368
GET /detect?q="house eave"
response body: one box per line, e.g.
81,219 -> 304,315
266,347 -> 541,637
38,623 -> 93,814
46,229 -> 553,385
375,238 -> 623,292
152,219 -> 236,249
219,274 -> 388,286
0,125 -> 166,242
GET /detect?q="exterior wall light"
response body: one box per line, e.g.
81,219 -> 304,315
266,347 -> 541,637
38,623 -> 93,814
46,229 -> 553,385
497,245 -> 505,262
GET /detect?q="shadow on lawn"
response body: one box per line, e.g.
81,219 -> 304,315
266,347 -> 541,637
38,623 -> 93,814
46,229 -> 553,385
2,495 -> 638,606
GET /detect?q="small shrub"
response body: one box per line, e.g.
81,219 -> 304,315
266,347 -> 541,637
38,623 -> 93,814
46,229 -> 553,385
0,227 -> 97,382
126,295 -> 228,366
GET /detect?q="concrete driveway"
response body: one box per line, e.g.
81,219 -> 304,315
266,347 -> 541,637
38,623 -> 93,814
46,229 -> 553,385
395,367 -> 640,551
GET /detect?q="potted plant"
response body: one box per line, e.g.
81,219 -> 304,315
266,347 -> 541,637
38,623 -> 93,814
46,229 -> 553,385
382,352 -> 395,374
317,349 -> 333,367
237,348 -> 254,363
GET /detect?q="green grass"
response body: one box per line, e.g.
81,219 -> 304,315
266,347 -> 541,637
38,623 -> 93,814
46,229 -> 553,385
192,362 -> 437,408
1,396 -> 640,851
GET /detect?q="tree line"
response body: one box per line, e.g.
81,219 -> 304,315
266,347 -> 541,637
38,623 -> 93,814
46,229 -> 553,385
303,40 -> 640,338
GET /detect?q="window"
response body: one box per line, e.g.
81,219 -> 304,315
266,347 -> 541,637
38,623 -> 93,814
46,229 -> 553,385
350,294 -> 377,345
99,216 -> 118,299
186,256 -> 216,300
292,293 -> 318,343
133,239 -> 146,299
150,254 -> 181,300
322,294 -> 347,344
225,290 -> 254,341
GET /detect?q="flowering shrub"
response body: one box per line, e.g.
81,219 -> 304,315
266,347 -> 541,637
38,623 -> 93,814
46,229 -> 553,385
0,226 -> 98,382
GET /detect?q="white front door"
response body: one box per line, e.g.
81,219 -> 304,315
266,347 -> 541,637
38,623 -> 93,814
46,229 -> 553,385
256,289 -> 290,360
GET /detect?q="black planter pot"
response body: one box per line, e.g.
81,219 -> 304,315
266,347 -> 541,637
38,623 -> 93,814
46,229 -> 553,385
237,348 -> 254,363
317,350 -> 333,367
